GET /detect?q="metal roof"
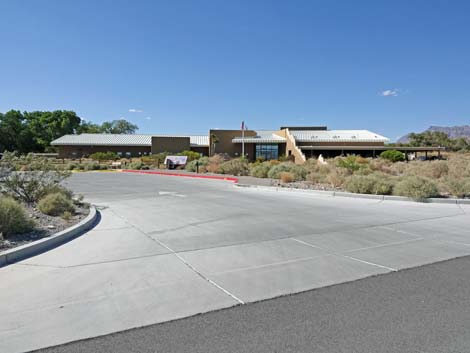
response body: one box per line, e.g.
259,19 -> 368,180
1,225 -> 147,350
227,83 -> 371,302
51,134 -> 209,147
290,130 -> 389,143
232,130 -> 286,144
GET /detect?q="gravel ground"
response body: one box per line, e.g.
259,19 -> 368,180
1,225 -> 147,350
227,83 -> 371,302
0,204 -> 89,251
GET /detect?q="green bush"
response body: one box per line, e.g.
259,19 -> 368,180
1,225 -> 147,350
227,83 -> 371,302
89,151 -> 119,162
336,155 -> 364,173
178,150 -> 201,162
344,174 -> 395,195
129,161 -> 143,170
185,157 -> 210,172
218,158 -> 249,176
267,163 -> 307,181
0,197 -> 34,236
0,153 -> 71,203
380,150 -> 405,162
249,162 -> 273,178
394,176 -> 439,200
84,163 -> 101,171
38,192 -> 75,216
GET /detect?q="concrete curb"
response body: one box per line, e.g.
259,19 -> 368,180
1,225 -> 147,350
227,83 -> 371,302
234,184 -> 470,205
121,169 -> 239,182
0,206 -> 98,267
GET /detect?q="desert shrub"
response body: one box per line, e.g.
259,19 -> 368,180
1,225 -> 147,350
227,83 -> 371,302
280,172 -> 295,183
66,163 -> 79,170
305,163 -> 333,184
369,158 -> 393,174
218,158 -> 250,176
38,192 -> 75,216
326,169 -> 347,188
62,211 -> 73,221
440,177 -> 470,198
185,157 -> 210,172
267,163 -> 307,181
84,163 -> 101,171
0,153 -> 71,203
249,162 -> 273,178
447,155 -> 470,178
394,176 -> 439,200
344,174 -> 395,195
0,197 -> 34,236
380,150 -> 405,162
389,161 -> 408,176
178,150 -> 201,162
206,154 -> 225,173
89,151 -> 119,162
336,155 -> 365,173
411,161 -> 449,179
129,161 -> 143,170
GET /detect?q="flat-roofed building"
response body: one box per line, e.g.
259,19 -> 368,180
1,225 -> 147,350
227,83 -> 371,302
51,126 -> 444,162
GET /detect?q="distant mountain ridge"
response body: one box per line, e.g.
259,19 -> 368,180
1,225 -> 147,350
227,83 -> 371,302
397,125 -> 470,143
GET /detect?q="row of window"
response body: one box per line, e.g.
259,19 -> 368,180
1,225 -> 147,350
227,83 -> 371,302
255,144 -> 279,160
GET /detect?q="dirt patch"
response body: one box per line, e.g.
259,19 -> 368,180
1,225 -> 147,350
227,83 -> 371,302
0,204 -> 90,252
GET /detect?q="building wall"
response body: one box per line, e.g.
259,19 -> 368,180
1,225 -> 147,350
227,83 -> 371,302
151,136 -> 190,154
190,146 -> 210,156
209,129 -> 257,158
57,145 -> 151,158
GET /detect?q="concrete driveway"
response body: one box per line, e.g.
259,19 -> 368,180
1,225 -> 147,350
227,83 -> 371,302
1,172 -> 470,353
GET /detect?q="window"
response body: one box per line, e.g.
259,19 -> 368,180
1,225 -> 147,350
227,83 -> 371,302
256,144 -> 279,160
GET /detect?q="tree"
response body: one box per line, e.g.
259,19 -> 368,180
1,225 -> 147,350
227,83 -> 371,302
25,110 -> 82,151
77,121 -> 102,134
0,110 -> 38,153
408,131 -> 452,147
210,133 -> 219,155
100,119 -> 138,134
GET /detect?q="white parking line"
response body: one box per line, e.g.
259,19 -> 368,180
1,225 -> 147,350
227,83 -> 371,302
292,238 -> 398,272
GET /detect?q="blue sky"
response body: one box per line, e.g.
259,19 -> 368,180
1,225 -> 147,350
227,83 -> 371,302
1,0 -> 469,141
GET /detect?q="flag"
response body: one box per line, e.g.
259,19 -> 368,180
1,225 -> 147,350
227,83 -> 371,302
241,121 -> 248,130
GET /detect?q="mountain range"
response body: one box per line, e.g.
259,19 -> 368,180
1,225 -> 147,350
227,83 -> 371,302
397,125 -> 470,143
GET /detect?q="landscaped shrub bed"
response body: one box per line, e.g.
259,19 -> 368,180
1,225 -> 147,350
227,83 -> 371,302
184,152 -> 470,200
0,152 -> 89,250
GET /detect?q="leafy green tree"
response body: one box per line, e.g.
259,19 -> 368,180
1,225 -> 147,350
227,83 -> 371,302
25,110 -> 82,151
100,119 -> 138,134
77,121 -> 102,134
0,110 -> 38,153
408,131 -> 452,147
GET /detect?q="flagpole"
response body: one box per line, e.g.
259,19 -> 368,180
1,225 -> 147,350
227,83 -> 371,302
241,121 -> 245,158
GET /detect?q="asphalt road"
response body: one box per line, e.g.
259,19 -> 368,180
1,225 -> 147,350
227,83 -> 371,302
1,172 -> 470,352
35,255 -> 470,353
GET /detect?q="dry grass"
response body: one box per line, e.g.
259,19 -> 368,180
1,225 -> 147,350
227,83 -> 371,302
279,172 -> 295,183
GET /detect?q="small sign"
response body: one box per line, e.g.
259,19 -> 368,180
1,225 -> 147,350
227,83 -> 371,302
164,156 -> 188,166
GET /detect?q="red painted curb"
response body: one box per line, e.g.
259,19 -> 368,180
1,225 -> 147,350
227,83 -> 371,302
121,170 -> 239,183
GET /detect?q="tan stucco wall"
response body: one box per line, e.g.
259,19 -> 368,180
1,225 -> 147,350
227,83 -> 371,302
209,129 -> 257,158
151,136 -> 190,154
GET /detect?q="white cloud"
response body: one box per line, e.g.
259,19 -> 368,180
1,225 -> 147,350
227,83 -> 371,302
129,108 -> 143,113
145,116 -> 151,120
380,89 -> 398,97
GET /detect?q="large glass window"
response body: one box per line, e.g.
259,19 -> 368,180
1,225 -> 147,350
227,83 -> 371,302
256,144 -> 279,160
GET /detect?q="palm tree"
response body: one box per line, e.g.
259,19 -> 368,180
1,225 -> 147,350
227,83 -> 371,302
210,133 -> 219,156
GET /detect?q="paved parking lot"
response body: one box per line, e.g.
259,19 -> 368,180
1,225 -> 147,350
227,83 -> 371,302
1,172 -> 470,352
